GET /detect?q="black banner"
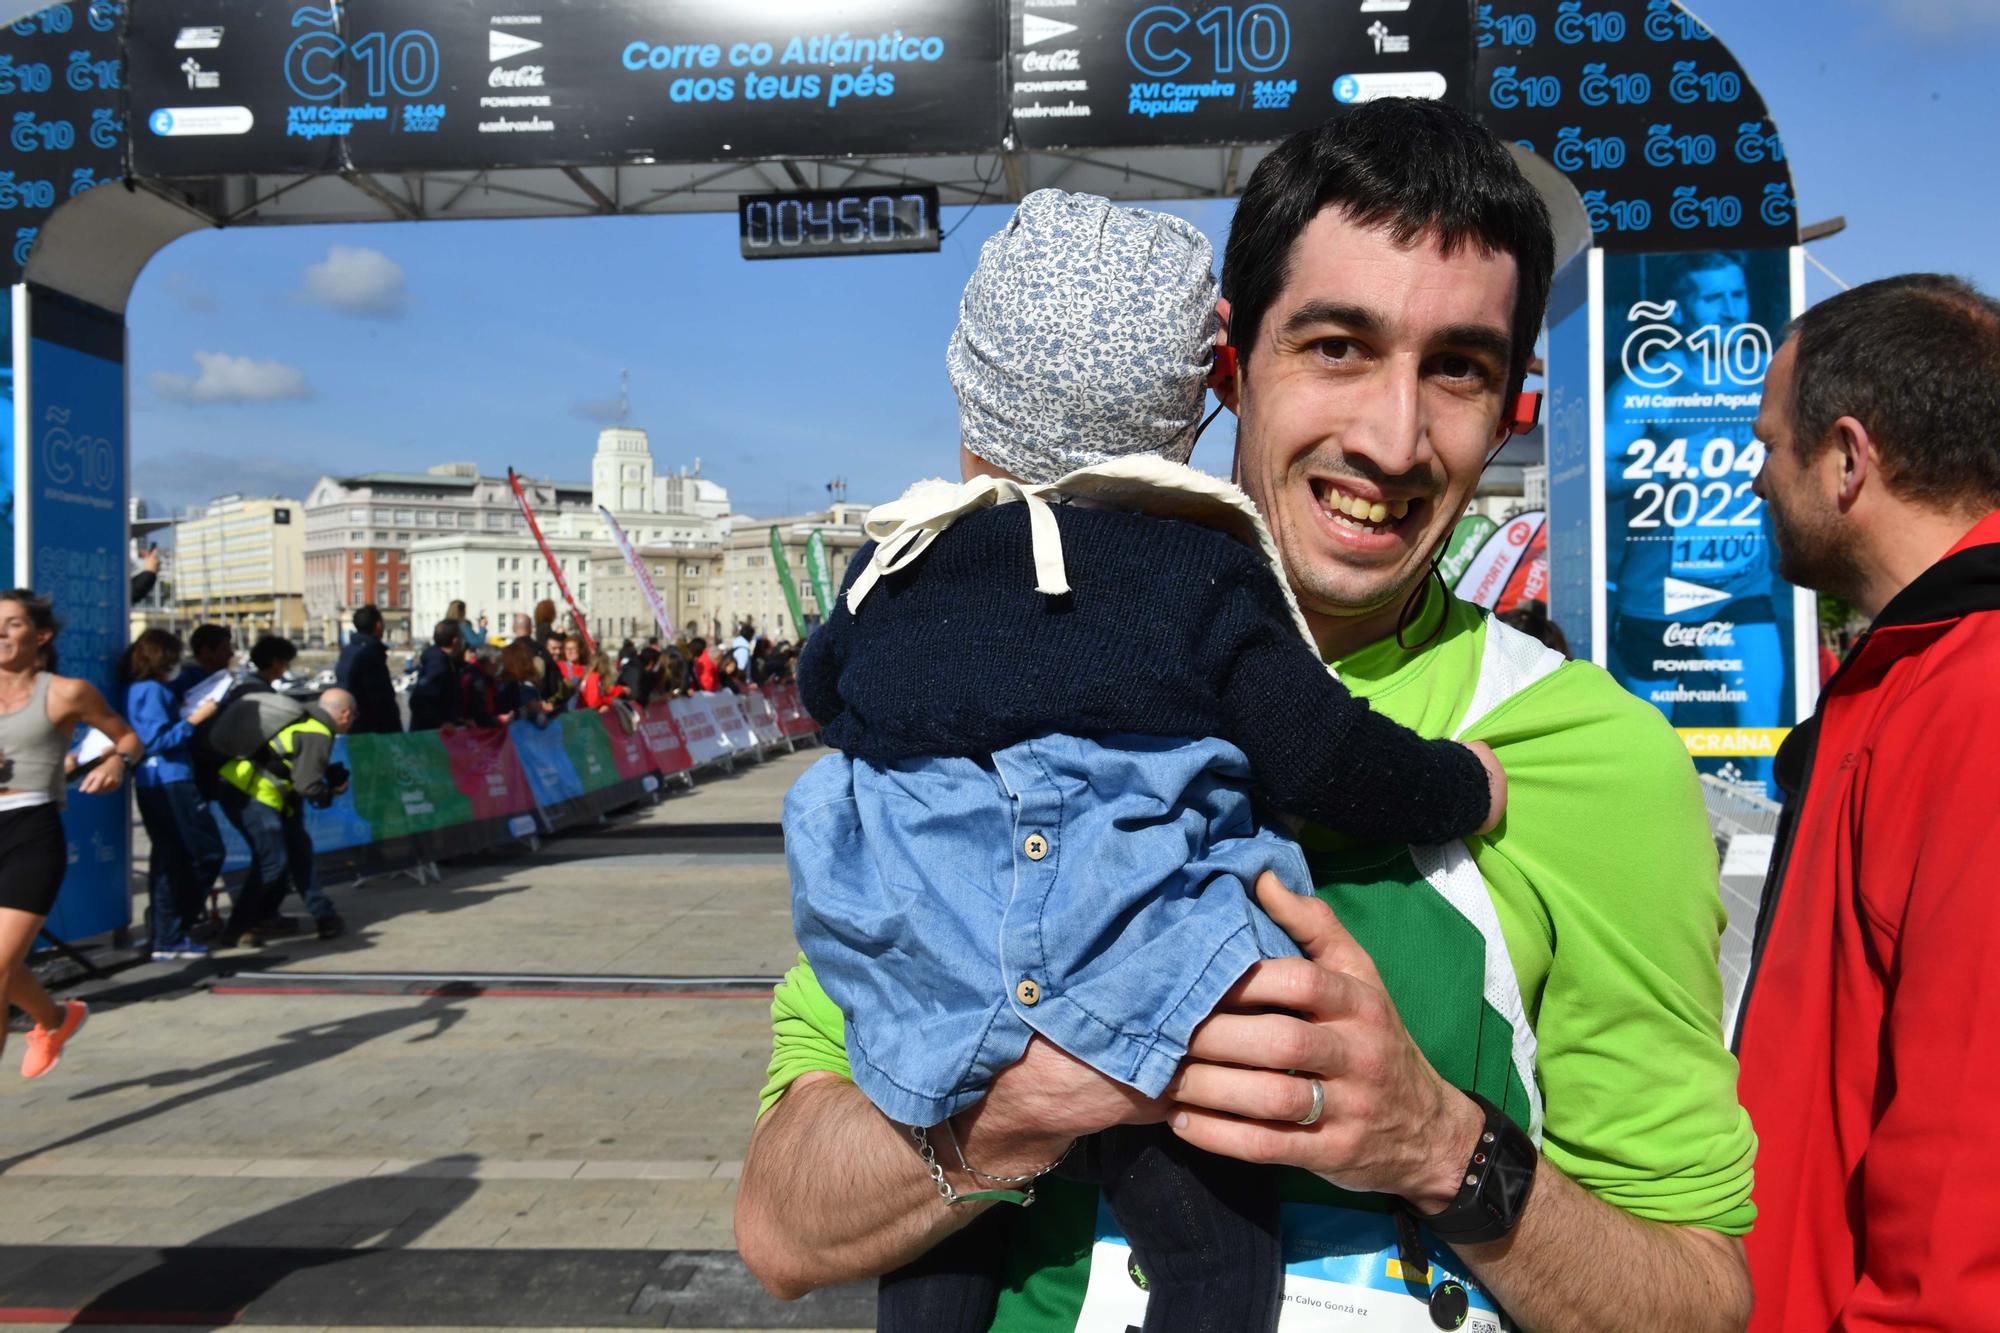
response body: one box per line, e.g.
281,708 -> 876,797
131,0 -> 1007,177
1475,0 -> 1797,252
1010,0 -> 1476,150
0,2 -> 125,285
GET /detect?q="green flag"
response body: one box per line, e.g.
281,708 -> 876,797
1437,514 -> 1499,588
770,525 -> 808,634
805,529 -> 836,619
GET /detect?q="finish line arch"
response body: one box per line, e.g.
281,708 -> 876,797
0,0 -> 1807,941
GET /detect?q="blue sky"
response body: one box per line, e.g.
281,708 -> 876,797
127,0 -> 2000,519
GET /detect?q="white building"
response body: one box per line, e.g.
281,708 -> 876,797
410,532 -> 603,642
406,427 -> 731,639
303,465 -> 593,646
172,495 -> 308,638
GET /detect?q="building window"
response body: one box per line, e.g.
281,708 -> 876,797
511,582 -> 521,599
496,583 -> 506,601
686,591 -> 699,606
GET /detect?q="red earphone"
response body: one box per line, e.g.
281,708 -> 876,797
1206,343 -> 1238,391
1507,390 -> 1542,436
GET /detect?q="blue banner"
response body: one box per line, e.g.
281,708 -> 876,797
509,717 -> 585,811
25,288 -> 129,941
1599,248 -> 1801,797
1,288 -> 13,590
1544,254 -> 1592,653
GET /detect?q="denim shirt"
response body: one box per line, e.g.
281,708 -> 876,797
124,678 -> 197,789
785,731 -> 1312,1127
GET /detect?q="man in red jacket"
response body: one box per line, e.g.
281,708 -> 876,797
1737,272 -> 2000,1329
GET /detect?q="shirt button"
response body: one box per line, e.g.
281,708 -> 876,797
1015,978 -> 1041,1006
1023,833 -> 1049,861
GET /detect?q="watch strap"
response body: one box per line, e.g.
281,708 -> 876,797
1419,1091 -> 1538,1245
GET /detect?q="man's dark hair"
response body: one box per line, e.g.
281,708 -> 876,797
1787,273 -> 2000,509
432,619 -> 463,649
188,623 -> 230,658
1221,98 -> 1555,401
353,604 -> 383,636
249,634 -> 296,672
1662,250 -> 1746,297
689,636 -> 707,654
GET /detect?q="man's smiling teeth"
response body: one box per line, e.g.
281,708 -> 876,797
1322,490 -> 1410,528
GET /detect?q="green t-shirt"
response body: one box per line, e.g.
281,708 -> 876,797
759,594 -> 1755,1317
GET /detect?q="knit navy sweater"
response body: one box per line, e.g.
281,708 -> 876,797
798,501 -> 1492,846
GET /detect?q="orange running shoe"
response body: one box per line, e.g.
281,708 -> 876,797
21,1000 -> 87,1079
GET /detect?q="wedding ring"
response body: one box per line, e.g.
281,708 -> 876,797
1295,1078 -> 1325,1127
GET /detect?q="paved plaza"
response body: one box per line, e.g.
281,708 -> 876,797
1,748 -> 872,1331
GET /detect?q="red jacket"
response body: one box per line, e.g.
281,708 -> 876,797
1738,510 -> 2000,1330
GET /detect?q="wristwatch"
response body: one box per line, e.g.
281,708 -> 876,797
1417,1092 -> 1538,1245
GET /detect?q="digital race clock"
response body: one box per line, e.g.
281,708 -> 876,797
737,186 -> 941,259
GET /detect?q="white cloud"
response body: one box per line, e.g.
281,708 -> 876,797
151,351 -> 313,404
1867,0 -> 2000,36
298,244 -> 408,316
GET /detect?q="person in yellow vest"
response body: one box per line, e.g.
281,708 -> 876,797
217,688 -> 355,949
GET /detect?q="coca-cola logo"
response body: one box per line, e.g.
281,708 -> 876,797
490,64 -> 545,87
1022,48 -> 1081,72
1661,620 -> 1736,647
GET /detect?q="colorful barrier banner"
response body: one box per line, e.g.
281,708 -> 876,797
767,683 -> 818,738
597,707 -> 658,783
201,695 -> 815,909
742,692 -> 787,749
558,710 -> 624,794
510,717 -> 587,812
708,692 -> 760,752
438,724 -> 536,821
669,695 -> 733,766
346,731 -> 478,842
639,701 -> 694,775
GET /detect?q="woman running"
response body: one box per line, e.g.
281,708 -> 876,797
0,589 -> 143,1079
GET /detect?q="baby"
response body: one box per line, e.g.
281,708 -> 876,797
785,191 -> 1505,1332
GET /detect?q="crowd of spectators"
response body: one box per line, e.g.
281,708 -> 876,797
21,594 -> 807,967
72,588 -> 804,960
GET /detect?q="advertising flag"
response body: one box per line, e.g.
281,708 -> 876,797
805,529 -> 836,620
508,468 -> 595,656
1437,514 -> 1499,589
600,505 -> 676,640
770,526 -> 808,634
1453,511 -> 1546,612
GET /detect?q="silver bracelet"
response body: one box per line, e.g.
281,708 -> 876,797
909,1121 -> 1064,1207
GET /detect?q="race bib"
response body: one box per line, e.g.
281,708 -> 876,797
1074,1200 -> 1507,1332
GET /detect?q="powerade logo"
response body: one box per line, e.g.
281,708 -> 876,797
1662,620 -> 1735,647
